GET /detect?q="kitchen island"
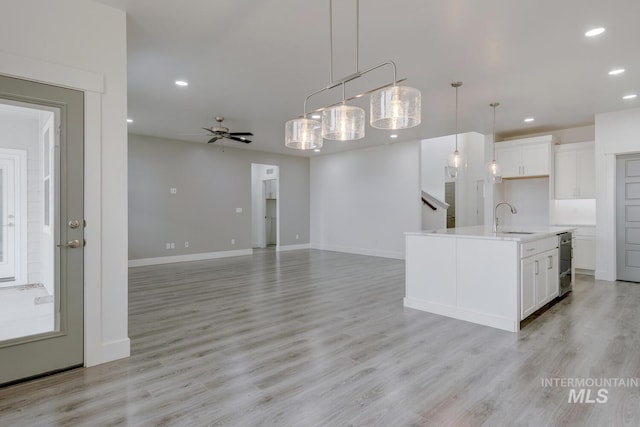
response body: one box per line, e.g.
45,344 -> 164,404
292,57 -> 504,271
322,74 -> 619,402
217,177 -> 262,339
404,225 -> 574,332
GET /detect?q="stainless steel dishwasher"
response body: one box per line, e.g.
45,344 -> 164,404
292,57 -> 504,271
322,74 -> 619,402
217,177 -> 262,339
558,232 -> 573,296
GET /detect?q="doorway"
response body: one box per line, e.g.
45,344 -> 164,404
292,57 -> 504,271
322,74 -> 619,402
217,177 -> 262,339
617,154 -> 640,282
0,75 -> 84,385
445,182 -> 455,228
251,164 -> 279,249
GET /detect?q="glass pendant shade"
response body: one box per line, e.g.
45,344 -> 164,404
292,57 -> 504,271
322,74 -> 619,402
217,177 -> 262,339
446,150 -> 462,179
285,118 -> 322,150
370,85 -> 421,129
322,104 -> 365,140
485,160 -> 503,183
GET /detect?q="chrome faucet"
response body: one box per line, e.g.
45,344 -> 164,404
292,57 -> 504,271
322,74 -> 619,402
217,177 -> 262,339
493,201 -> 518,233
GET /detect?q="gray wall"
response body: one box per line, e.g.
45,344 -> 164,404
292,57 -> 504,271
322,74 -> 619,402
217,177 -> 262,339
128,134 -> 310,260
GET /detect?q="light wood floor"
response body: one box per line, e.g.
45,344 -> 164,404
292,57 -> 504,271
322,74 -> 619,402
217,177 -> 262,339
1,249 -> 639,426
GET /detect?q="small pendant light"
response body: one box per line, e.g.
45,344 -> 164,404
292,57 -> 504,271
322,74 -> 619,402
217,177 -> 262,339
485,102 -> 502,183
446,82 -> 463,179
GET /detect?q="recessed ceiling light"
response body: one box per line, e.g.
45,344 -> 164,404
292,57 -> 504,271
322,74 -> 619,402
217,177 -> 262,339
175,80 -> 189,86
608,68 -> 625,76
390,134 -> 398,139
311,114 -> 321,119
623,94 -> 638,100
585,27 -> 605,37
313,148 -> 321,152
524,117 -> 535,123
126,118 -> 133,123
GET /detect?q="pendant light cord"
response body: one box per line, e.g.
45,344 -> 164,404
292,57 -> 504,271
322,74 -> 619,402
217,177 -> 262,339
490,102 -> 499,161
455,85 -> 458,152
329,0 -> 334,85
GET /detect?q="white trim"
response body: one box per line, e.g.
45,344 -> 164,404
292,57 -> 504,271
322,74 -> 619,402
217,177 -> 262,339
403,297 -> 518,332
311,244 -> 404,260
84,338 -> 130,368
83,90 -> 107,366
0,51 -> 104,94
276,243 -> 310,252
128,249 -> 254,267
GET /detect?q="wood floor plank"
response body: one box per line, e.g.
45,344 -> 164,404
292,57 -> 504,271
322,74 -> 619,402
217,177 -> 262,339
1,248 -> 639,426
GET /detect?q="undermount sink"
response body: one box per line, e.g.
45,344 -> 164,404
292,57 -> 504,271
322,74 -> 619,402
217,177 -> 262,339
500,231 -> 536,235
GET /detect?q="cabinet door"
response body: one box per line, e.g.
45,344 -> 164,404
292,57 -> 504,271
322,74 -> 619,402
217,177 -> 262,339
574,236 -> 596,270
545,250 -> 559,300
534,256 -> 548,306
555,151 -> 578,199
496,146 -> 522,178
521,257 -> 537,320
521,143 -> 550,177
577,149 -> 595,197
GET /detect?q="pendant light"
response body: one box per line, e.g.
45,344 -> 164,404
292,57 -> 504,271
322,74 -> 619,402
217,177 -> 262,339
486,102 -> 502,184
284,0 -> 421,149
285,117 -> 322,150
446,82 -> 463,179
323,83 -> 365,140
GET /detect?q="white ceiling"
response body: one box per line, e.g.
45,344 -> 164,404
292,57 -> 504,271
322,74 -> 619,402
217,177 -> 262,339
95,0 -> 640,157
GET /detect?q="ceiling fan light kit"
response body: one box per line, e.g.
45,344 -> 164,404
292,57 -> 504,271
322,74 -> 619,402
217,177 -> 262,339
284,0 -> 421,150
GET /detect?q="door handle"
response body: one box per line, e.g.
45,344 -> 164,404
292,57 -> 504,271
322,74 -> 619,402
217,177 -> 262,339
57,239 -> 83,248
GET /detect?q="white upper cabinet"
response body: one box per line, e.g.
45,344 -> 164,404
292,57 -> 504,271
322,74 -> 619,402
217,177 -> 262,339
495,135 -> 552,178
554,142 -> 595,199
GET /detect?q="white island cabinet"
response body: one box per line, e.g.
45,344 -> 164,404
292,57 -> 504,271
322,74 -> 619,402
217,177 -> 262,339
404,226 -> 573,332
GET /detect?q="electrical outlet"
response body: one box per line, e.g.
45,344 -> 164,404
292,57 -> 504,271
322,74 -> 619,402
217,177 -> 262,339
184,241 -> 189,248
296,234 -> 299,240
165,243 -> 171,250
170,242 -> 175,249
231,238 -> 235,245
170,187 -> 177,194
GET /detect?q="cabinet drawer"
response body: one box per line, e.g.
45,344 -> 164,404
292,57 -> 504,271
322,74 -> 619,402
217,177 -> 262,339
520,236 -> 558,258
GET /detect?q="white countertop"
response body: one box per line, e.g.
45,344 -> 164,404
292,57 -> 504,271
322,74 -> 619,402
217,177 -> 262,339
406,225 -> 576,242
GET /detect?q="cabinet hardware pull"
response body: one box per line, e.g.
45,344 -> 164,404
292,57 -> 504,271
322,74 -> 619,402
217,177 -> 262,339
535,260 -> 539,275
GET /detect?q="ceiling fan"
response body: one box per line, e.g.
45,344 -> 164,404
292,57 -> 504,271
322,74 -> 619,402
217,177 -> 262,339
203,116 -> 253,144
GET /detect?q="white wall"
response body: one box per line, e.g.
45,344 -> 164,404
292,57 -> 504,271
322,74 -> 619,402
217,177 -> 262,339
129,134 -> 308,263
496,178 -> 550,227
595,107 -> 640,281
310,141 -> 421,259
421,132 -> 487,230
0,0 -> 129,366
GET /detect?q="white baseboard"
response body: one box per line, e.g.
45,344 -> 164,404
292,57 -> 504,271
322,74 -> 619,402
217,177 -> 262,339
575,268 -> 595,276
85,337 -> 130,367
276,243 -> 310,252
128,249 -> 254,267
310,244 -> 404,260
403,297 -> 517,332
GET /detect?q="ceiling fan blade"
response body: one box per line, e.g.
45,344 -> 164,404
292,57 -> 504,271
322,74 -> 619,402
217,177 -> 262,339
229,132 -> 253,136
227,136 -> 252,143
207,137 -> 220,144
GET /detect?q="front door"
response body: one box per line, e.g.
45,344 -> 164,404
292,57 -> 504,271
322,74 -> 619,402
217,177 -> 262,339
0,74 -> 84,385
617,154 -> 640,282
